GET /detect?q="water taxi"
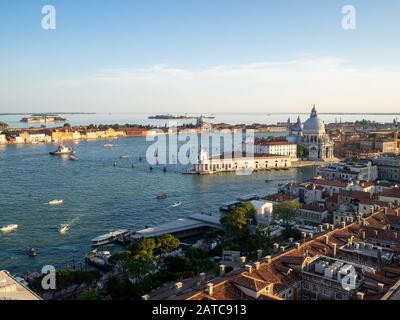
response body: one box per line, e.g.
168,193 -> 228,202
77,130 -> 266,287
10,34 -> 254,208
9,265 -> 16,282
91,229 -> 130,247
49,145 -> 74,156
26,247 -> 37,257
59,224 -> 70,235
171,201 -> 182,208
0,224 -> 18,233
49,199 -> 64,206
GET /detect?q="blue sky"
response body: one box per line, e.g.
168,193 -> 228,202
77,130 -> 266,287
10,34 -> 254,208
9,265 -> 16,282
1,0 -> 400,113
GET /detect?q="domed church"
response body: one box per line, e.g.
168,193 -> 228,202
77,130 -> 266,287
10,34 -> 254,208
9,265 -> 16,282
287,105 -> 334,161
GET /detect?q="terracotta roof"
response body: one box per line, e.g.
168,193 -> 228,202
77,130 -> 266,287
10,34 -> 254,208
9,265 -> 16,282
309,179 -> 351,188
301,204 -> 327,213
380,188 -> 400,198
231,274 -> 269,292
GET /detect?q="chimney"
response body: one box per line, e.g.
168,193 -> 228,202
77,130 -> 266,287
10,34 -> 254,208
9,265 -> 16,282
207,283 -> 214,296
374,230 -> 379,238
394,232 -> 398,240
273,243 -> 280,253
324,235 -> 329,245
341,221 -> 346,229
295,242 -> 301,249
377,283 -> 385,294
219,264 -> 226,276
319,225 -> 324,233
301,232 -> 307,239
175,282 -> 183,294
288,238 -> 294,243
331,224 -> 335,231
332,243 -> 337,257
361,231 -> 366,240
142,294 -> 150,300
240,256 -> 247,266
348,236 -> 354,246
308,233 -> 314,239
254,262 -> 261,270
356,292 -> 365,301
287,268 -> 293,276
257,249 -> 263,260
325,223 -> 330,230
265,256 -> 272,264
384,207 -> 388,214
280,246 -> 286,253
245,264 -> 253,273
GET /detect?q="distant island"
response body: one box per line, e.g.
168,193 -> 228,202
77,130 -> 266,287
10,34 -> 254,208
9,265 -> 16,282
148,114 -> 215,120
20,116 -> 67,123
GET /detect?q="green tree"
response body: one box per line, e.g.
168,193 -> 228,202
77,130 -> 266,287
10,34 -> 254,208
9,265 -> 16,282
297,144 -> 308,159
123,253 -> 154,282
220,203 -> 256,237
129,237 -> 156,256
155,234 -> 180,258
63,123 -> 71,128
79,288 -> 101,300
273,201 -> 300,230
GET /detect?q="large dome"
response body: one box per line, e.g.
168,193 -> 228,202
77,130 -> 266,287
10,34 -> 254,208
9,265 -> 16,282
303,105 -> 325,132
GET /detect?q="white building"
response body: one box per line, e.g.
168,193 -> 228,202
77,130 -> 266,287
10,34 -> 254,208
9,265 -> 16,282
316,161 -> 378,182
0,134 -> 6,144
192,147 -> 292,174
250,200 -> 274,226
26,134 -> 50,144
250,139 -> 297,158
0,270 -> 41,300
287,105 -> 334,161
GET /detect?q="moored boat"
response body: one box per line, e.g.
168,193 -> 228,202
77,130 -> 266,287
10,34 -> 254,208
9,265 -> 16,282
0,224 -> 18,233
157,193 -> 167,200
69,155 -> 78,161
91,230 -> 130,247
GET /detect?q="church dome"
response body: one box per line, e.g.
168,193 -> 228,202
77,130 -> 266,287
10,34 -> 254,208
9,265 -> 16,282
303,105 -> 325,133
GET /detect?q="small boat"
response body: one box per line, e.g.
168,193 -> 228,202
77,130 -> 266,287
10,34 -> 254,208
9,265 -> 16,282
26,247 -> 37,257
104,144 -> 114,148
91,230 -> 130,247
157,193 -> 167,200
49,199 -> 64,206
0,224 -> 18,233
69,155 -> 78,161
235,168 -> 254,176
171,201 -> 182,208
85,250 -> 112,271
49,145 -> 74,156
59,224 -> 70,235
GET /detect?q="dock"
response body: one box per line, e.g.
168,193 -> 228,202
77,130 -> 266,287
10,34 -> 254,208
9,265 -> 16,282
131,213 -> 222,240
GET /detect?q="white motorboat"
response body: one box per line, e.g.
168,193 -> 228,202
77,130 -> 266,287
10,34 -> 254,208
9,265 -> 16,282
49,199 -> 64,206
59,224 -> 70,235
91,229 -> 130,247
171,201 -> 182,208
69,155 -> 78,161
49,145 -> 74,156
104,144 -> 114,148
0,224 -> 18,233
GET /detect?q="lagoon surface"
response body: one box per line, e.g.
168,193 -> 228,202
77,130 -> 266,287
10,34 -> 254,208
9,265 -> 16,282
0,136 -> 315,274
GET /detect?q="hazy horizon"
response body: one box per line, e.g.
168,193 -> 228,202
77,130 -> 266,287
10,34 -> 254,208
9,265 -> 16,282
1,1 -> 400,114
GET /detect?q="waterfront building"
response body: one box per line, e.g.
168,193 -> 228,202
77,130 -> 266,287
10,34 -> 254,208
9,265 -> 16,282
287,105 -> 334,161
316,160 -> 378,182
250,138 -> 297,158
372,155 -> 400,182
0,134 -> 6,144
192,148 -> 292,174
307,179 -> 353,195
26,133 -> 50,144
0,270 -> 41,300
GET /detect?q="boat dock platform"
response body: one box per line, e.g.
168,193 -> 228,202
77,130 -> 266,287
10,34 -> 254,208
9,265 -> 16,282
131,213 -> 222,240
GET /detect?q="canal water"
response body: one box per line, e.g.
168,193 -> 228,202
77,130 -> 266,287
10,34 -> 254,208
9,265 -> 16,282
0,136 -> 315,274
